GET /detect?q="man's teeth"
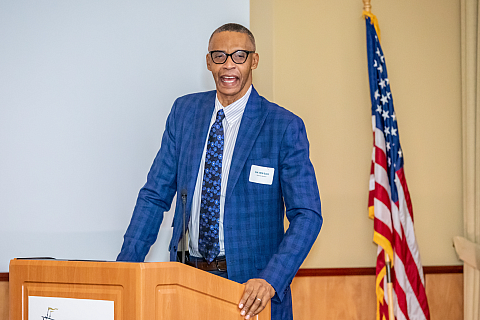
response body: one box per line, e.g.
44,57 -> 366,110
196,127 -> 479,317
222,76 -> 236,83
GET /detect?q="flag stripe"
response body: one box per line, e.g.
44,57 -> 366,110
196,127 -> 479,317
396,167 -> 414,221
374,182 -> 392,212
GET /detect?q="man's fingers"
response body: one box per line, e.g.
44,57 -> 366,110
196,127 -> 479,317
239,279 -> 275,319
247,296 -> 267,318
240,289 -> 258,316
238,284 -> 254,309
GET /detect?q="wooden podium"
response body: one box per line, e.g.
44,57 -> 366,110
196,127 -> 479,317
9,259 -> 270,320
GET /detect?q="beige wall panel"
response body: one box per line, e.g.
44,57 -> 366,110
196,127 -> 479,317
251,0 -> 462,268
250,0 -> 274,102
0,282 -> 8,320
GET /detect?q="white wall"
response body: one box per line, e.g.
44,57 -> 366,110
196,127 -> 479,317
0,1 -> 249,272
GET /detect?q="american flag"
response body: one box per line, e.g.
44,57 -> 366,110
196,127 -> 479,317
365,13 -> 431,320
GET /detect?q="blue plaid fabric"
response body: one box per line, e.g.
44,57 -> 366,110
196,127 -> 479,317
117,87 -> 323,320
198,109 -> 224,262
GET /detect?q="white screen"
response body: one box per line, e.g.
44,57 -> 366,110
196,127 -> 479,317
0,0 -> 249,272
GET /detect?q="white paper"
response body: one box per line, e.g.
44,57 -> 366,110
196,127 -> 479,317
29,296 -> 114,320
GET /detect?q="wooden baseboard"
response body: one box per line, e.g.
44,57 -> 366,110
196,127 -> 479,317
0,273 -> 8,281
291,270 -> 463,319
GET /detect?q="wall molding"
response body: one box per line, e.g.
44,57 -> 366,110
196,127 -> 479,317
0,265 -> 463,281
423,265 -> 463,274
296,267 -> 376,277
295,265 -> 463,277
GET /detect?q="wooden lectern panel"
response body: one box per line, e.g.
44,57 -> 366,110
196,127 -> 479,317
143,263 -> 263,319
156,285 -> 242,319
9,259 -> 270,320
10,260 -> 137,320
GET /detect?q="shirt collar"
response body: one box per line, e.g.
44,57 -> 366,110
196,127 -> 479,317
215,85 -> 252,124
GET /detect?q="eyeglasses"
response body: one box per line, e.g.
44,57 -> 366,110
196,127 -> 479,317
209,50 -> 255,64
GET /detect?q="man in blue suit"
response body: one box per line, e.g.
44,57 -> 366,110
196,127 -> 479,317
117,23 -> 322,320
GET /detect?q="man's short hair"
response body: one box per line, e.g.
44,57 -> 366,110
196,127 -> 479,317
209,23 -> 256,51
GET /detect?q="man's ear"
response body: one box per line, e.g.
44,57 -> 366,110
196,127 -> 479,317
206,53 -> 212,71
251,53 -> 259,70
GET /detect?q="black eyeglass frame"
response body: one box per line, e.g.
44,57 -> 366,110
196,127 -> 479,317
209,50 -> 256,64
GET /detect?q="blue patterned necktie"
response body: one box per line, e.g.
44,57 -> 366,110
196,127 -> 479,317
198,109 -> 225,263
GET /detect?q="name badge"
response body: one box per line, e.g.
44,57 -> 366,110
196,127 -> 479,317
249,165 -> 274,185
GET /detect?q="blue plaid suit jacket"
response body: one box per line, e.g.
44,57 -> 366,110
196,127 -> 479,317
117,87 -> 323,320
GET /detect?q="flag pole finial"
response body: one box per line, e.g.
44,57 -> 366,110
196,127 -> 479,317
363,0 -> 371,12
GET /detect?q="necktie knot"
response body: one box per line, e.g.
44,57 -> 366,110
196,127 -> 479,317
216,109 -> 225,122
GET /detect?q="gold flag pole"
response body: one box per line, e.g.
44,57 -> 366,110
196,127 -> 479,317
363,0 -> 371,12
385,254 -> 395,320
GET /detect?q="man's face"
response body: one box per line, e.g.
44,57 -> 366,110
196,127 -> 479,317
207,31 -> 259,107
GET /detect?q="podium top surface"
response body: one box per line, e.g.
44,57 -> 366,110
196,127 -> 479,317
10,258 -> 245,303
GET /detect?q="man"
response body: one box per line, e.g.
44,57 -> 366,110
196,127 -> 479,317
117,23 -> 322,320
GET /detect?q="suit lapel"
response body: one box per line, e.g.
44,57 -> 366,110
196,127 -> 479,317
185,92 -> 215,202
225,87 -> 268,201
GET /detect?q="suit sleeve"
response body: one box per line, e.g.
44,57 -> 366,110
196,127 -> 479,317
258,116 -> 323,301
116,102 -> 180,262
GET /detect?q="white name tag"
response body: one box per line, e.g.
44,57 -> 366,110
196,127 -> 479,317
249,165 -> 274,185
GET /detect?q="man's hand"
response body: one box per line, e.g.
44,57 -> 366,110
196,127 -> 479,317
238,278 -> 275,319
